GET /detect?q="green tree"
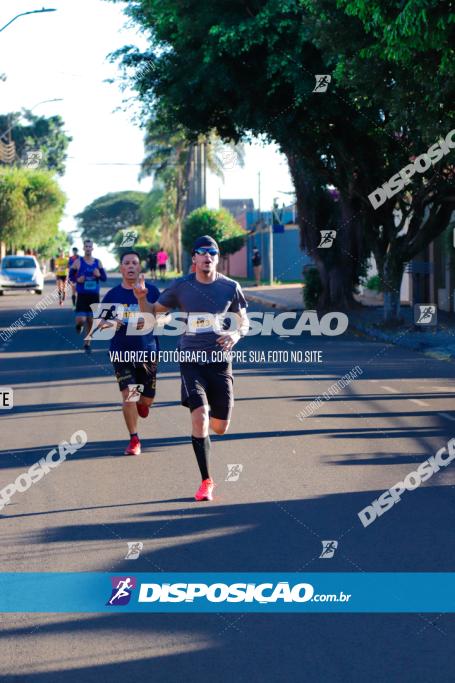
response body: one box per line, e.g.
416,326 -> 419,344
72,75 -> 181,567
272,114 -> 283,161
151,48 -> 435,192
138,110 -> 245,271
183,207 -> 245,257
75,191 -> 148,245
0,111 -> 71,175
112,0 -> 455,319
0,167 -> 66,251
37,229 -> 71,259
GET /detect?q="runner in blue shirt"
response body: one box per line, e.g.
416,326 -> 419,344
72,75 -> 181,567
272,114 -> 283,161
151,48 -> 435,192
70,239 -> 107,352
100,251 -> 160,456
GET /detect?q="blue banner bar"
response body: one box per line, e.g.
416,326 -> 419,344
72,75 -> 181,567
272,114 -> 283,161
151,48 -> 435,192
0,573 -> 454,612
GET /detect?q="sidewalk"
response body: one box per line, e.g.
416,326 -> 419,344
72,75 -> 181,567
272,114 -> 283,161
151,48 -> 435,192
243,284 -> 304,311
243,284 -> 455,361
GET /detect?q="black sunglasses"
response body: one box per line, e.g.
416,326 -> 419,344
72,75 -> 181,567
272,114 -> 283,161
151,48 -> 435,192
194,247 -> 219,256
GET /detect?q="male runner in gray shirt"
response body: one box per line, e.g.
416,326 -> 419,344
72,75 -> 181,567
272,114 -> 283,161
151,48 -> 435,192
133,235 -> 249,501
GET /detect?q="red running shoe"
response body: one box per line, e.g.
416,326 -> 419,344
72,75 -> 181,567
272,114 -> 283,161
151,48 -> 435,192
136,402 -> 149,418
124,435 -> 141,456
195,478 -> 215,501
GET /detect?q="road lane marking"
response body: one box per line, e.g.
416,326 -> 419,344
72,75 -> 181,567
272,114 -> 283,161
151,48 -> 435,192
381,385 -> 399,393
409,399 -> 429,407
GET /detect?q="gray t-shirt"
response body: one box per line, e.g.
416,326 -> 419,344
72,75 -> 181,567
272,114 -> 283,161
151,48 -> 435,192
158,272 -> 247,353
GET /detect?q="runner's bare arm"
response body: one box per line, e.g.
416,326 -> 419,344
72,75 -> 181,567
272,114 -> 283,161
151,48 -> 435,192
216,308 -> 249,350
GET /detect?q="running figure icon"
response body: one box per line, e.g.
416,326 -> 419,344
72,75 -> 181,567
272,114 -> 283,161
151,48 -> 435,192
108,577 -> 135,605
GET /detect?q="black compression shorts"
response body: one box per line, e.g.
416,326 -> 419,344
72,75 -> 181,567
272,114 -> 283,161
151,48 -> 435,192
180,361 -> 233,420
75,292 -> 100,316
112,360 -> 158,398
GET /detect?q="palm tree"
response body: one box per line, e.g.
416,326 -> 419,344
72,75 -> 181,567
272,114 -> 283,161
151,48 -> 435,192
140,113 -> 245,271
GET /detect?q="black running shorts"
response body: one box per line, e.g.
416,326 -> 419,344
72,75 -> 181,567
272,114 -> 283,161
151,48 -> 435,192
180,361 -> 234,420
112,360 -> 158,399
75,292 -> 100,316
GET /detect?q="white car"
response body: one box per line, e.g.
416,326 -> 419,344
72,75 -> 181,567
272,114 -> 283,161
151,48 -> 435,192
0,255 -> 44,295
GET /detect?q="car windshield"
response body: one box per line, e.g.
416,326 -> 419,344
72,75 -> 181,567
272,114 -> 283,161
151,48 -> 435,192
1,257 -> 36,269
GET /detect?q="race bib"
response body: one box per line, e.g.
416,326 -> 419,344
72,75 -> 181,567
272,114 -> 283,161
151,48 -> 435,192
84,280 -> 97,291
187,313 -> 220,334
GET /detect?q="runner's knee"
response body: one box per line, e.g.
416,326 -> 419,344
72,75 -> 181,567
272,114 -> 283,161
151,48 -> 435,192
211,419 -> 229,435
192,406 -> 209,436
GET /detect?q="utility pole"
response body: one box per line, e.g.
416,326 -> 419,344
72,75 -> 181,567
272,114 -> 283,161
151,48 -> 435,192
268,220 -> 274,285
183,141 -> 207,271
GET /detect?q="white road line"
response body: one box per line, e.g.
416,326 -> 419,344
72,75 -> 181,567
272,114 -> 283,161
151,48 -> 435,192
381,385 -> 400,393
409,399 -> 429,407
439,412 -> 455,422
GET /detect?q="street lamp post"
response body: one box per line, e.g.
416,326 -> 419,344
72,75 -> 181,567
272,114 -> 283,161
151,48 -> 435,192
0,8 -> 56,34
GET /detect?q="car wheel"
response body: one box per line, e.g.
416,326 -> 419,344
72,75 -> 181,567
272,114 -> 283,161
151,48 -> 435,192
0,290 -> 4,296
35,289 -> 43,295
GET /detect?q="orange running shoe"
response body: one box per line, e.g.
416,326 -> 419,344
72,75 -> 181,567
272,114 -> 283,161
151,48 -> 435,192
195,478 -> 215,501
136,402 -> 149,418
124,435 -> 141,456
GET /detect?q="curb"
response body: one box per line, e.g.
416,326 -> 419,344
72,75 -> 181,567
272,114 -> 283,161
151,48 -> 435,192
244,292 -> 303,312
245,292 -> 455,361
349,320 -> 455,362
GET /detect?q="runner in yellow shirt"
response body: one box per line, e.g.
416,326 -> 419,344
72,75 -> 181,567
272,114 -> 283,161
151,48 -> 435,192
55,250 -> 69,306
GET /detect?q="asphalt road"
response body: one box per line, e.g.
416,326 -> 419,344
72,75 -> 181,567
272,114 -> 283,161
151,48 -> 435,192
1,274 -> 455,682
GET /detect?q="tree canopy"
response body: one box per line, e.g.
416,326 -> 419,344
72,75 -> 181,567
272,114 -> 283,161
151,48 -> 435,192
0,111 -> 72,175
0,167 -> 66,251
112,0 -> 455,317
75,191 -> 148,245
183,207 -> 246,257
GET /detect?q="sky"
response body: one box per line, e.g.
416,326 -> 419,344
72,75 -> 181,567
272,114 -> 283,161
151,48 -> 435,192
0,0 -> 294,266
